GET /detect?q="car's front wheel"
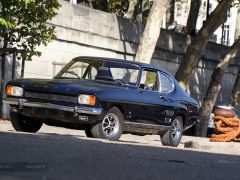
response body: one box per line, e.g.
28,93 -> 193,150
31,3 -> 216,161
11,111 -> 43,133
84,126 -> 93,138
161,116 -> 183,147
90,107 -> 123,141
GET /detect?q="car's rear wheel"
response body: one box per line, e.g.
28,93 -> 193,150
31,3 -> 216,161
11,111 -> 43,133
90,107 -> 123,141
161,116 -> 183,147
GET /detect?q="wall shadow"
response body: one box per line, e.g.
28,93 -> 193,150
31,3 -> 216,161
116,16 -> 143,61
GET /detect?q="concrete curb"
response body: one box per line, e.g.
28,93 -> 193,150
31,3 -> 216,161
181,136 -> 240,155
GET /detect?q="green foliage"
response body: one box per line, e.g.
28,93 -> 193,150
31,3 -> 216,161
108,0 -> 129,17
92,0 -> 152,22
93,0 -> 129,16
0,0 -> 61,60
92,0 -> 108,11
0,17 -> 15,28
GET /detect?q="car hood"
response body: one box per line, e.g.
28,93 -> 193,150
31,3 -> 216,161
8,78 -> 123,96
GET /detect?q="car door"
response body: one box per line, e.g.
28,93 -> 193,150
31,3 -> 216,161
157,71 -> 177,124
134,68 -> 167,125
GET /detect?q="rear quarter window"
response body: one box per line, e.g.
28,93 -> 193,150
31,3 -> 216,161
159,72 -> 174,93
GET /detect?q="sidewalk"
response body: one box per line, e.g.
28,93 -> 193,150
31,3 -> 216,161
180,135 -> 240,155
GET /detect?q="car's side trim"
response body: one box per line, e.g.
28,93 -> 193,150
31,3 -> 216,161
124,121 -> 170,130
4,97 -> 102,115
124,122 -> 170,135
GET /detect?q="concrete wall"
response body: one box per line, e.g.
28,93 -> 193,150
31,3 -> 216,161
1,0 -> 240,118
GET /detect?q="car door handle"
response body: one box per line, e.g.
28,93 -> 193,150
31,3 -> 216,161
159,95 -> 166,101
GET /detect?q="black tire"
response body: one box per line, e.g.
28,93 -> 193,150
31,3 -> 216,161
11,112 -> 43,133
90,107 -> 123,141
161,116 -> 183,147
84,126 -> 93,138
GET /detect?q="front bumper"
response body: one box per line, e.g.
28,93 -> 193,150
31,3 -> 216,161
4,97 -> 102,115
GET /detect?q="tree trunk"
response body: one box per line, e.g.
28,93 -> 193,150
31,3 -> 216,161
230,69 -> 240,109
126,0 -> 138,19
185,0 -> 201,35
198,38 -> 240,137
166,0 -> 175,27
234,5 -> 240,40
175,0 -> 232,91
135,0 -> 171,63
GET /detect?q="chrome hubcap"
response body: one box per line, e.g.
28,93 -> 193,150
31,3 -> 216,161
102,113 -> 119,136
172,119 -> 181,141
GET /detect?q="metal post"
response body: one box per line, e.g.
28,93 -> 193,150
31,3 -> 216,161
206,0 -> 210,20
221,23 -> 225,45
12,51 -> 16,79
0,54 -> 6,118
21,58 -> 25,78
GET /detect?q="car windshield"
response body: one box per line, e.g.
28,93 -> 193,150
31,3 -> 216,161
55,58 -> 140,86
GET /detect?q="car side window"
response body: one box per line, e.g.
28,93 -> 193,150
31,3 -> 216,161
140,69 -> 159,91
159,72 -> 174,93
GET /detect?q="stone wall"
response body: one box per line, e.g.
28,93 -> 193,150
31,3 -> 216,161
1,0 -> 240,118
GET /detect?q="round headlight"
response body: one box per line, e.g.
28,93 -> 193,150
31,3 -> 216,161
6,86 -> 24,97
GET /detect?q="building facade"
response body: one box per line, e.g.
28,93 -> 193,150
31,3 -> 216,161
175,0 -> 238,46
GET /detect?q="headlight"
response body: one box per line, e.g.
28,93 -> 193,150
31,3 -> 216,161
6,86 -> 24,97
78,94 -> 95,105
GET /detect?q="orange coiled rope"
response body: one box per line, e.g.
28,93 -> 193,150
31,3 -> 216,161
210,116 -> 240,142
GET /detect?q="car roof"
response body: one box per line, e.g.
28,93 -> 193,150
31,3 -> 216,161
73,56 -> 170,74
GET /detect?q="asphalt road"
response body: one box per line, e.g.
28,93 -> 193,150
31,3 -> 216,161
0,121 -> 240,180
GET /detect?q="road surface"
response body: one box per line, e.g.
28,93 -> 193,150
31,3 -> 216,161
0,121 -> 240,180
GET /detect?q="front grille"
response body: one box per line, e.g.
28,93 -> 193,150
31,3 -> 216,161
25,92 -> 77,103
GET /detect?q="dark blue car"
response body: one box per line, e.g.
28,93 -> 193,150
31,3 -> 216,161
4,57 -> 199,147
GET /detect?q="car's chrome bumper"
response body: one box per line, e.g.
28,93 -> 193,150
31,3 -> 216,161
4,97 -> 102,115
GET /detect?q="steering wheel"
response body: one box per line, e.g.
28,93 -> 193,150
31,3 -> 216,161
115,79 -> 129,85
65,70 -> 81,79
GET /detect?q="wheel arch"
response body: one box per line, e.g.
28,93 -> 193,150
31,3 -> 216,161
100,101 -> 125,117
175,111 -> 187,128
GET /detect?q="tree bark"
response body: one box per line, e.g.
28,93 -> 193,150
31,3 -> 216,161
185,0 -> 201,35
166,0 -> 175,27
234,5 -> 240,41
175,0 -> 232,91
135,0 -> 170,63
230,69 -> 240,109
198,38 -> 240,137
126,0 -> 138,19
